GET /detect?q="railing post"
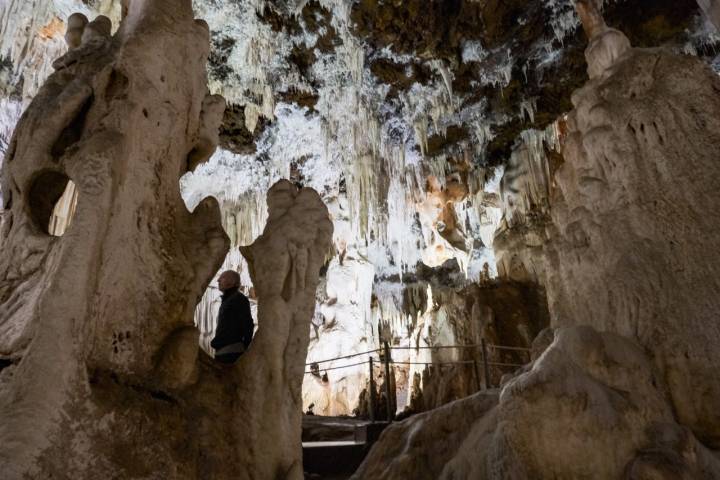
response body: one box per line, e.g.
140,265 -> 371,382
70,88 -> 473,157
368,357 -> 376,422
383,342 -> 394,422
472,358 -> 482,392
481,338 -> 491,389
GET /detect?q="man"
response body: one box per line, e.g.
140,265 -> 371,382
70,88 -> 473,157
211,270 -> 254,364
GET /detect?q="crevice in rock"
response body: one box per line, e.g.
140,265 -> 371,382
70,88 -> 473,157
51,96 -> 92,161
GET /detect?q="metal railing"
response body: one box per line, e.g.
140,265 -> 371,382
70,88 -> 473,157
304,340 -> 532,422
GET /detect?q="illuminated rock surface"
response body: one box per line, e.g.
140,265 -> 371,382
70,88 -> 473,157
0,0 -> 719,478
352,6 -> 720,479
0,3 -> 331,479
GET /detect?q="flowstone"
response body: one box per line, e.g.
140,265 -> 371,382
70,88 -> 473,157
0,2 -> 332,479
547,0 -> 720,446
353,326 -> 720,480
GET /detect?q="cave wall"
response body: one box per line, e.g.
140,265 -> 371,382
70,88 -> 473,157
545,22 -> 720,448
353,6 -> 720,479
3,4 -> 715,426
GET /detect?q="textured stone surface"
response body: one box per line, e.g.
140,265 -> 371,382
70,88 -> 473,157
354,7 -> 720,478
352,390 -> 500,479
0,3 -> 228,476
545,13 -> 720,448
0,2 -> 228,476
236,179 -> 333,479
353,326 -> 720,480
0,3 -> 332,479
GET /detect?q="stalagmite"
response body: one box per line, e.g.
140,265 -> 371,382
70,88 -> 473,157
235,179 -> 333,479
575,0 -> 631,79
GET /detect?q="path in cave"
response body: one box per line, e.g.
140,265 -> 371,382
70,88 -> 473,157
302,416 -> 389,479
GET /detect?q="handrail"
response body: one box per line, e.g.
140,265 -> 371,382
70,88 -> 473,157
304,341 -> 532,419
489,345 -> 533,352
488,361 -> 527,368
305,358 -> 527,374
304,359 -> 374,374
388,344 -> 531,352
305,342 -> 530,367
303,341 -> 533,422
389,360 -> 475,366
388,345 -> 480,350
307,348 -> 382,366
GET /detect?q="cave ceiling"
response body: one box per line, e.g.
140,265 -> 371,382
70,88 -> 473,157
0,0 -> 718,284
206,0 -> 710,163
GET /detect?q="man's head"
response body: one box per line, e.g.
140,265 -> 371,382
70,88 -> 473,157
218,270 -> 241,293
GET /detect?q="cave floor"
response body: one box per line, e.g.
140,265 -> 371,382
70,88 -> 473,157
302,415 -> 387,479
302,415 -> 373,442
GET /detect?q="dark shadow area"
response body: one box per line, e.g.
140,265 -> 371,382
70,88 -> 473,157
302,415 -> 390,480
0,358 -> 14,373
28,171 -> 71,235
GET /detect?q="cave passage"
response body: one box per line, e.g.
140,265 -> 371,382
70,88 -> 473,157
1,0 -> 720,479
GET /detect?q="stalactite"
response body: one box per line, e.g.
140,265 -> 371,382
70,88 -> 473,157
430,60 -> 456,110
474,122 -> 494,151
413,119 -> 429,156
500,122 -> 561,228
546,0 -> 582,44
519,98 -> 538,124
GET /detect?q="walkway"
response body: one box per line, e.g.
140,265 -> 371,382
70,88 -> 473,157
302,416 -> 389,479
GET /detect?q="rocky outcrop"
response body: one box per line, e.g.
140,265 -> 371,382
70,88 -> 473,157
353,326 -> 720,480
546,0 -> 720,447
0,2 -> 332,478
0,3 -> 227,476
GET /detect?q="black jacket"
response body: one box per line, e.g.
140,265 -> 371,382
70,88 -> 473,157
210,289 -> 254,350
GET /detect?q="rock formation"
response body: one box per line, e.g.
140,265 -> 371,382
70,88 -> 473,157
0,2 -> 332,478
0,1 -> 228,476
235,179 -> 333,479
698,0 -> 720,29
547,0 -> 720,447
353,326 -> 720,480
353,2 -> 720,478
